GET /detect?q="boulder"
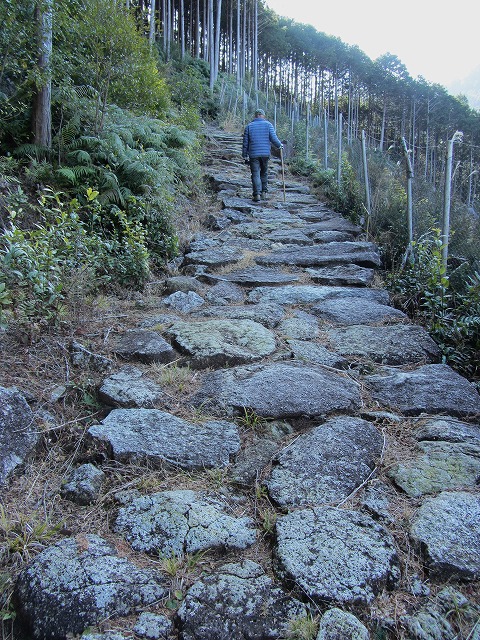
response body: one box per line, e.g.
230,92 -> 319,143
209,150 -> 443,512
0,386 -> 40,486
366,364 -> 480,416
177,560 -> 306,640
274,507 -> 400,605
114,489 -> 256,555
88,409 -> 240,470
14,535 -> 165,639
166,319 -> 276,368
192,362 -> 361,419
410,491 -> 480,580
61,463 -> 105,505
99,366 -> 164,408
265,417 -> 384,508
112,330 -> 176,364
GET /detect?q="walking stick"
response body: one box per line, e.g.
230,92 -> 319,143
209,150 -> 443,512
280,146 -> 286,203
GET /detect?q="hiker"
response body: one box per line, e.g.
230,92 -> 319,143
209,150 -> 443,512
242,108 -> 283,202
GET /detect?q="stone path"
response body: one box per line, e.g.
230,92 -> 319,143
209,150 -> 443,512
4,127 -> 480,639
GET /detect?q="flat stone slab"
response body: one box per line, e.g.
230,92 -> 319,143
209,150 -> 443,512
326,324 -> 441,365
234,221 -> 301,238
99,366 -> 164,408
274,507 -> 400,605
204,267 -> 300,287
0,386 -> 40,486
247,284 -> 389,306
286,339 -> 348,368
256,241 -> 381,268
165,319 -> 276,368
410,491 -> 480,580
88,409 -> 240,469
306,264 -> 375,286
265,417 -> 384,508
183,246 -> 245,268
277,310 -> 319,340
414,416 -> 480,445
14,535 -> 165,640
190,303 -> 285,328
177,560 -> 307,640
318,608 -> 370,640
221,196 -> 260,213
313,297 -> 407,325
299,217 -> 362,235
193,362 -> 361,419
388,441 -> 480,496
163,290 -> 205,313
266,229 -> 313,245
366,364 -> 480,416
203,280 -> 245,304
389,416 -> 480,496
114,489 -> 256,555
112,330 -> 176,364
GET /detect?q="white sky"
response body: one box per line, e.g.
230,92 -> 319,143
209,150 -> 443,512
265,0 -> 479,88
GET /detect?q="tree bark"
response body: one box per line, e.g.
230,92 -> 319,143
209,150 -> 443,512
34,0 -> 53,149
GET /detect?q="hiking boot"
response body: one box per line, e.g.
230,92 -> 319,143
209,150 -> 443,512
253,194 -> 261,202
261,191 -> 268,201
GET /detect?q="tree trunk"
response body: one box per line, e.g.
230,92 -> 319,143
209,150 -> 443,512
34,0 -> 53,149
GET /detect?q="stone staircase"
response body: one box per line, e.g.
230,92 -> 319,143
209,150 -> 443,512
3,126 -> 480,640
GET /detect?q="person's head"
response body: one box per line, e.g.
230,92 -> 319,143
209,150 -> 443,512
254,108 -> 266,119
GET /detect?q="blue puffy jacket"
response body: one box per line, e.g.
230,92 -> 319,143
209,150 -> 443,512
242,117 -> 282,158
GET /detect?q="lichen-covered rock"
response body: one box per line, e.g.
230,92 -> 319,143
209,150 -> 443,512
255,242 -> 381,268
313,297 -> 407,326
99,366 -> 164,408
326,324 -> 441,364
177,560 -> 307,640
286,339 -> 348,368
277,310 -> 319,340
247,284 -> 388,306
232,438 -> 279,486
0,386 -> 40,486
134,612 -> 173,639
114,489 -> 256,555
61,463 -> 105,505
190,302 -> 285,328
14,535 -> 166,639
88,409 -> 240,470
366,364 -> 480,416
166,318 -> 276,368
265,417 -> 384,508
274,507 -> 400,605
317,608 -> 370,640
163,291 -> 205,313
410,491 -> 480,580
112,330 -> 176,364
388,441 -> 480,496
192,362 -> 361,419
306,264 -> 374,287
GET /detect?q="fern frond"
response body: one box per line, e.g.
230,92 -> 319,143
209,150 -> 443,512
66,149 -> 92,165
55,167 -> 78,185
14,144 -> 50,161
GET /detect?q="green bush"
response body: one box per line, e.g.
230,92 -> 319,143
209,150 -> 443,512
0,187 -> 151,329
387,228 -> 480,379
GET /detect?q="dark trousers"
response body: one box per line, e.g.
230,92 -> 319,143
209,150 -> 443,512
249,156 -> 269,195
